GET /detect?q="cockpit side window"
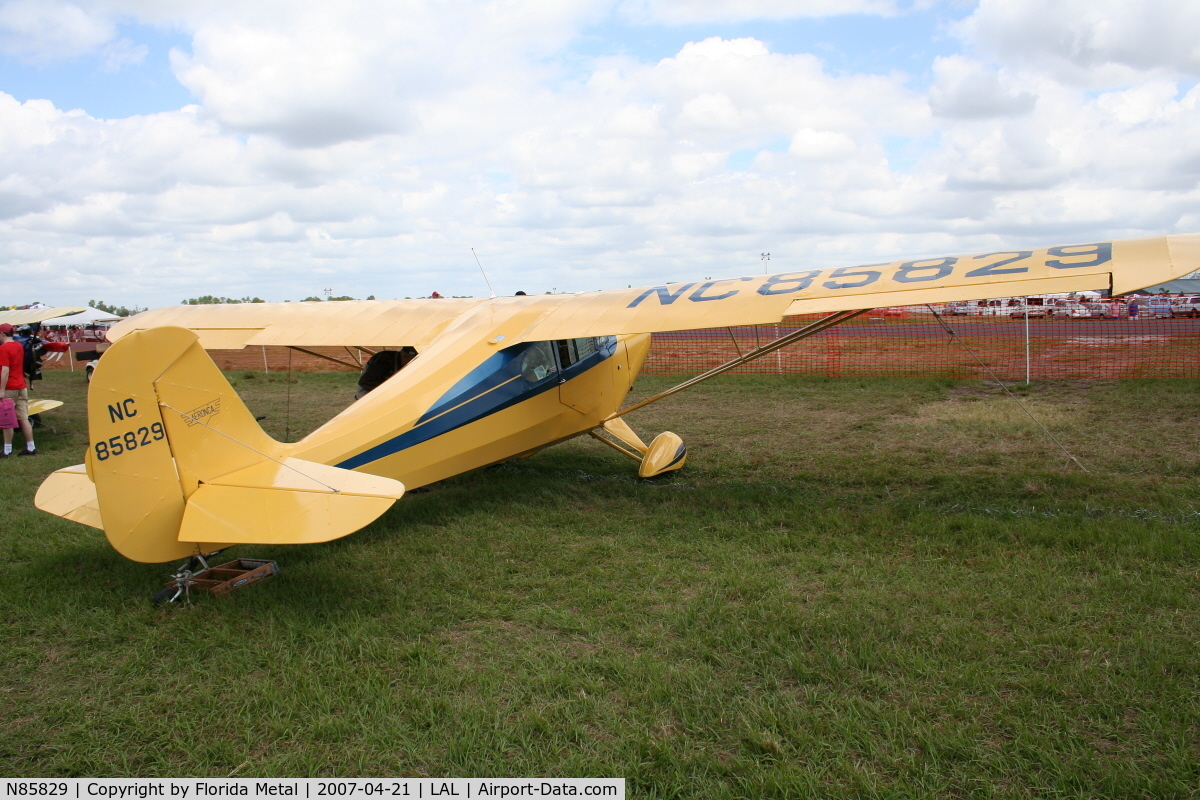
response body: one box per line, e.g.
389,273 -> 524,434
520,341 -> 559,383
556,337 -> 599,369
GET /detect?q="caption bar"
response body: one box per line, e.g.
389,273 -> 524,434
3,781 -> 624,800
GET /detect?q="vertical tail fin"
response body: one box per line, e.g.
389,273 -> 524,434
44,326 -> 404,563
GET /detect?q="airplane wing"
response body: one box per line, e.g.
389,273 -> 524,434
107,298 -> 486,349
509,233 -> 1200,341
107,233 -> 1199,347
0,307 -> 89,325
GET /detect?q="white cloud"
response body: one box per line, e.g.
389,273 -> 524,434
166,0 -> 606,147
1095,80 -> 1189,125
0,0 -> 114,62
790,128 -> 857,161
929,56 -> 1036,119
960,0 -> 1200,84
171,11 -> 423,146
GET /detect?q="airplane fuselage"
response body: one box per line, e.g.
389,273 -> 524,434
284,319 -> 652,490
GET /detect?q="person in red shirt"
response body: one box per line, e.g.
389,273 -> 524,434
0,323 -> 36,456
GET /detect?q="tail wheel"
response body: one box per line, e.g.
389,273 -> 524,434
152,586 -> 182,606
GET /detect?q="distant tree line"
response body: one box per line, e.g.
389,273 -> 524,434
180,295 -> 380,303
182,295 -> 266,305
89,300 -> 147,317
87,294 -> 402,313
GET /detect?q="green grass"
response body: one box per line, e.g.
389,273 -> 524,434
2,370 -> 1199,797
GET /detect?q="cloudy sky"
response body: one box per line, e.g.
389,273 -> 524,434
1,0 -> 1198,306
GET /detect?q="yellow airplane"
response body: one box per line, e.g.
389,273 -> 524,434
34,234 -> 1200,567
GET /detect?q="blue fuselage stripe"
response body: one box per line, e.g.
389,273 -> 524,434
336,338 -> 615,470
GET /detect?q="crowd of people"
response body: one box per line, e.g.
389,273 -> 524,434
39,326 -> 109,343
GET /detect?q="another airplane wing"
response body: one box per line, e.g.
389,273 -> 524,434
107,298 -> 487,349
0,307 -> 89,325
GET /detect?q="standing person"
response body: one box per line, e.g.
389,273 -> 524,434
0,323 -> 36,457
1127,298 -> 1140,320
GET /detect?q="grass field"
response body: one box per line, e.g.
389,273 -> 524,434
2,370 -> 1199,797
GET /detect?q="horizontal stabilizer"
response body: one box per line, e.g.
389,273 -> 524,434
179,458 -> 404,545
35,464 -> 103,529
27,399 -> 63,416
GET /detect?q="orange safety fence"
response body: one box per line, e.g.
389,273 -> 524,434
642,311 -> 1200,380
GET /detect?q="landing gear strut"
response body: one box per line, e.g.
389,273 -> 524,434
151,552 -> 279,606
152,553 -> 217,606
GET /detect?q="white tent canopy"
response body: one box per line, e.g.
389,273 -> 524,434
39,307 -> 122,326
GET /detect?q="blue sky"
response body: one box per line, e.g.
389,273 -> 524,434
0,22 -> 193,118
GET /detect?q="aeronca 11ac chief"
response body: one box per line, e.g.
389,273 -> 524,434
32,233 -> 1200,579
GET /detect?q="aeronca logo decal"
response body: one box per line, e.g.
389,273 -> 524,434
183,398 -> 222,427
625,243 -> 1114,308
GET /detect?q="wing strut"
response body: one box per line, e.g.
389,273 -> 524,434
285,345 -> 362,370
607,308 -> 871,420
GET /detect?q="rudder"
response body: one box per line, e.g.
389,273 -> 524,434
87,327 -> 209,562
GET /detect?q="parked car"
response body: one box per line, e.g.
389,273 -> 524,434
1171,296 -> 1200,318
1142,297 -> 1174,318
974,299 -> 1008,316
1008,300 -> 1050,318
1048,301 -> 1096,319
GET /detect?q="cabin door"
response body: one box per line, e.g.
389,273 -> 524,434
556,337 -> 613,416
